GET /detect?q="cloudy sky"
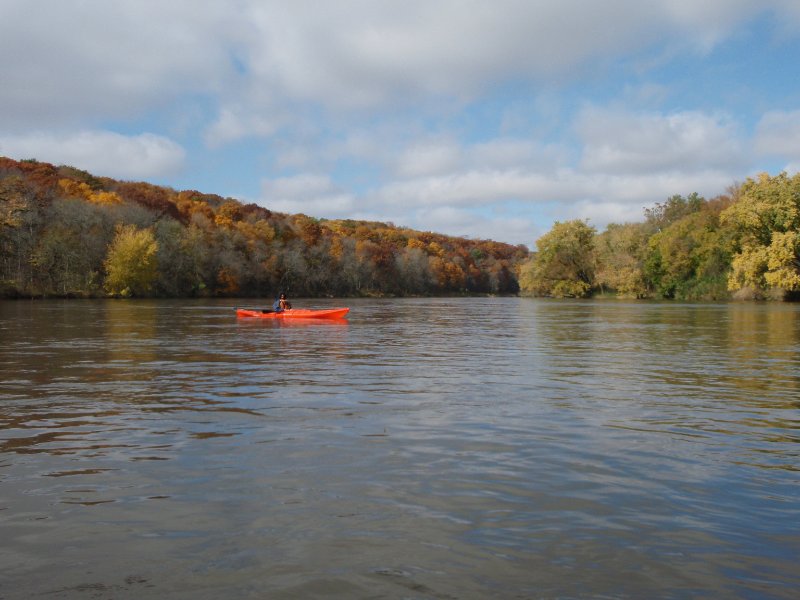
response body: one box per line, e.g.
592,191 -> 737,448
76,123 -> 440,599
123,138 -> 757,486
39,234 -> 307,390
2,1 -> 800,247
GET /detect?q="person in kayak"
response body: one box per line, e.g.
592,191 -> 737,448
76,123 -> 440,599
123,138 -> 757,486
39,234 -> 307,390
272,292 -> 292,312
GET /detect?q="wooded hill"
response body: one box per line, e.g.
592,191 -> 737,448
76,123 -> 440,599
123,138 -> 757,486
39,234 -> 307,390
0,157 -> 527,298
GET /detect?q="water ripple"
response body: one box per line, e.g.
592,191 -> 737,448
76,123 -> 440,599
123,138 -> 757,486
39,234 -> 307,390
1,298 -> 799,598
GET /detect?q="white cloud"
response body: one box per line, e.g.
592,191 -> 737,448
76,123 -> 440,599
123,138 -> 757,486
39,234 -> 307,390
258,170 -> 544,245
263,174 -> 337,199
0,131 -> 186,179
561,169 -> 736,227
568,201 -> 646,228
374,170 -> 566,208
204,106 -> 284,148
1,1 -> 796,127
202,0 -> 800,143
372,165 -> 735,218
755,110 -> 800,157
3,0 -> 792,138
260,174 -> 357,216
576,107 -> 746,174
0,0 -> 236,129
393,139 -> 463,178
415,206 -> 537,246
236,1 -> 785,110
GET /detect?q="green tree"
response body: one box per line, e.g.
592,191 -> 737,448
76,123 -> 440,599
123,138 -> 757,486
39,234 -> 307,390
721,172 -> 800,298
644,208 -> 732,300
644,192 -> 704,233
595,222 -> 649,298
520,220 -> 596,297
104,225 -> 159,297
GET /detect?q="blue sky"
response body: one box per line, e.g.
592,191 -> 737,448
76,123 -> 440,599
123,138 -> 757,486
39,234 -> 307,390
2,1 -> 800,247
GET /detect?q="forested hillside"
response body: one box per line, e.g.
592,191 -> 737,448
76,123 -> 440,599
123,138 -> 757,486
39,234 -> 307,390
519,172 -> 800,301
0,157 -> 527,298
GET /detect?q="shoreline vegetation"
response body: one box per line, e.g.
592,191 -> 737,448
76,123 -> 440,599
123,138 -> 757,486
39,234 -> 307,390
520,172 -> 800,302
0,157 -> 525,300
2,157 -> 799,301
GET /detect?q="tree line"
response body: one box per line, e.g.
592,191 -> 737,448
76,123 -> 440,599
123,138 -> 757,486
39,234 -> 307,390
520,172 -> 800,301
4,157 -> 798,302
0,157 -> 526,299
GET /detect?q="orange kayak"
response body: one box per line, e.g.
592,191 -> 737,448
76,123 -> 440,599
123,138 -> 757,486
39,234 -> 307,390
236,307 -> 349,319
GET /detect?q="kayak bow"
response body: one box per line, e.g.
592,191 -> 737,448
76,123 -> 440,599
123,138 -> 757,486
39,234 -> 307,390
236,307 -> 349,319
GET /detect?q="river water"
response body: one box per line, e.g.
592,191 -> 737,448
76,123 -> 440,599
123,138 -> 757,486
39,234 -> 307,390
0,298 -> 798,599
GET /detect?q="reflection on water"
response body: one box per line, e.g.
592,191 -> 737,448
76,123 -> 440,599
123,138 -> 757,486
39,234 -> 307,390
0,298 -> 798,599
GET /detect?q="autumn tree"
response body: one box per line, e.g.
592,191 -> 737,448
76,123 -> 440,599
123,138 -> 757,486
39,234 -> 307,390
104,225 -> 159,297
58,179 -> 121,205
595,222 -> 649,298
644,192 -> 705,233
645,195 -> 735,299
721,172 -> 800,299
520,220 -> 596,298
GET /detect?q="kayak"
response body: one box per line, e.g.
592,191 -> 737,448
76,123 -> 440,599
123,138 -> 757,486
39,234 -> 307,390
236,307 -> 349,319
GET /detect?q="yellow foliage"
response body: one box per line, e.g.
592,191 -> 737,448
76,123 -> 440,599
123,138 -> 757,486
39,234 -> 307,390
521,220 -> 596,297
58,179 -> 120,204
236,220 -> 275,244
764,231 -> 800,291
428,242 -> 445,257
58,179 -> 92,199
723,173 -> 800,294
407,238 -> 426,251
728,244 -> 769,291
104,225 -> 159,297
214,214 -> 234,228
551,280 -> 591,298
330,238 -> 344,260
88,190 -> 121,205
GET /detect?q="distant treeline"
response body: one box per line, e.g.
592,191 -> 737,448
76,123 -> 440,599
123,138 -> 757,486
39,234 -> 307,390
519,172 -> 800,301
4,157 -> 798,301
0,157 -> 526,299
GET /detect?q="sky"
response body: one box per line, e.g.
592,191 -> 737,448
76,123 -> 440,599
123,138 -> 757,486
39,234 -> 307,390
2,1 -> 800,248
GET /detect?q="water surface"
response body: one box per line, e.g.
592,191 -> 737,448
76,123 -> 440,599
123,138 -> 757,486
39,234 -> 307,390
1,298 -> 798,598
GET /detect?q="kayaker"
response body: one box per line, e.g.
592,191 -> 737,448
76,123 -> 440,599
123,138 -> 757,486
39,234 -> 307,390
272,292 -> 292,312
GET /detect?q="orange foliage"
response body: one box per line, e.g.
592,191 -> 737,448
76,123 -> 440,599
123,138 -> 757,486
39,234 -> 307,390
177,198 -> 215,222
114,181 -> 181,220
329,237 -> 345,260
0,158 -> 60,191
407,238 -> 426,251
215,201 -> 243,228
293,214 -> 323,246
428,242 -> 445,257
236,220 -> 275,244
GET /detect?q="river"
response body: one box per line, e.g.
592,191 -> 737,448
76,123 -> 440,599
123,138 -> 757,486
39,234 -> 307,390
1,297 -> 798,599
